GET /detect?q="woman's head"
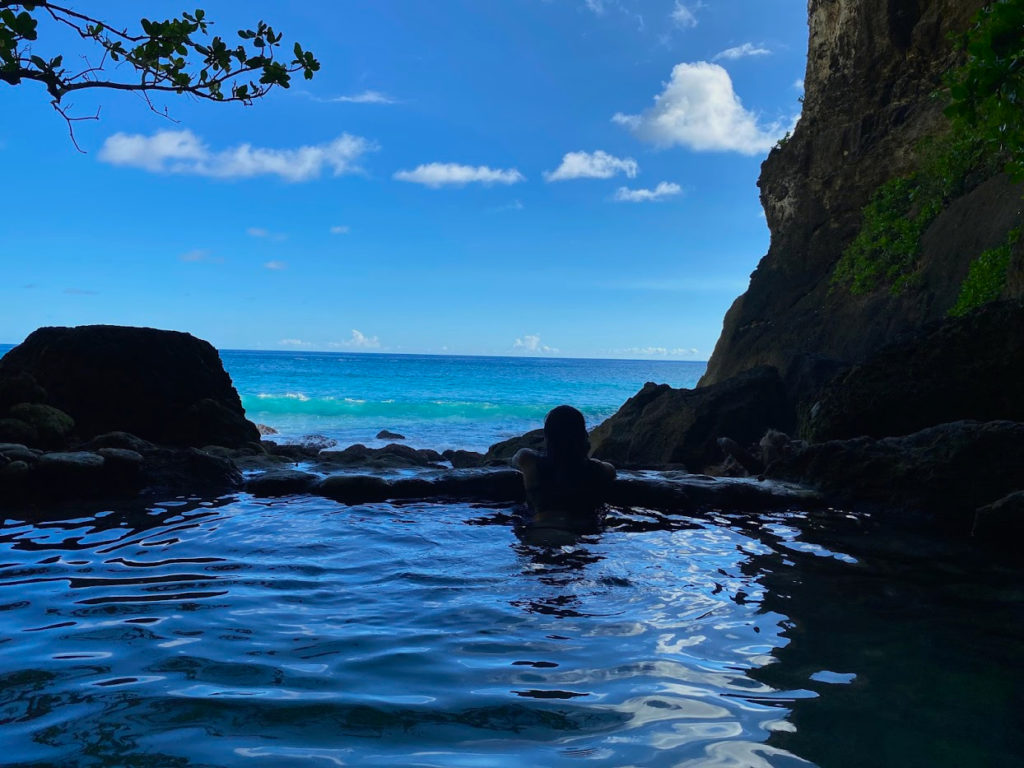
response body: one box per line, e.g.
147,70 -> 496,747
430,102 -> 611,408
544,405 -> 590,463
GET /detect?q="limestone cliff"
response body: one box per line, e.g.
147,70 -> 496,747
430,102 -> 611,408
700,0 -> 1022,393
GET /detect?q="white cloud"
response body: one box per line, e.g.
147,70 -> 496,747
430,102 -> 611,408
394,163 -> 525,188
670,1 -> 699,28
332,329 -> 380,349
794,78 -> 805,91
264,261 -> 287,270
614,181 -> 682,202
329,90 -> 397,104
613,62 -> 788,155
585,0 -> 608,15
330,225 -> 350,235
279,338 -> 311,347
713,43 -> 771,61
544,150 -> 638,182
513,334 -> 559,354
99,130 -> 377,182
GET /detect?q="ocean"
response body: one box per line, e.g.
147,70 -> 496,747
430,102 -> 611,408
222,350 -> 707,451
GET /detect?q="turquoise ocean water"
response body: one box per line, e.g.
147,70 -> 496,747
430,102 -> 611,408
222,350 -> 707,451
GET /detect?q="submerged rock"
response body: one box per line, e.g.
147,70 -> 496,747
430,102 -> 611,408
0,325 -> 259,448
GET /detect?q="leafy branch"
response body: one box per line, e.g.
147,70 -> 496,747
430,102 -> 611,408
0,2 -> 320,148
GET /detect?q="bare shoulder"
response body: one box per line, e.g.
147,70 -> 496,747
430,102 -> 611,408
512,448 -> 541,470
589,458 -> 616,481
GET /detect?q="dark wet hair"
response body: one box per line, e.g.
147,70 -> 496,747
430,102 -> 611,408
544,405 -> 590,464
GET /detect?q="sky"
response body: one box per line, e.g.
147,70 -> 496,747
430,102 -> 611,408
0,0 -> 808,359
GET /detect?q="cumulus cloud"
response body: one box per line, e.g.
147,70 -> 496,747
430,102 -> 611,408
329,90 -> 397,104
333,329 -> 380,349
330,225 -> 350,235
613,62 -> 787,155
544,150 -> 638,182
614,181 -> 682,202
264,261 -> 287,270
513,334 -> 559,354
670,1 -> 699,28
713,43 -> 771,61
99,130 -> 377,182
394,163 -> 525,188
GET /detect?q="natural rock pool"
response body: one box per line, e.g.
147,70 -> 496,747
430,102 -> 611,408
1,496 -> 1021,766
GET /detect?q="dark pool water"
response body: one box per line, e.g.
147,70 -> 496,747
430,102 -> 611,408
1,496 -> 1021,767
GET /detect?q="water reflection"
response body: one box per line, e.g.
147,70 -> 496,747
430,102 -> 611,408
1,495 -> 1019,766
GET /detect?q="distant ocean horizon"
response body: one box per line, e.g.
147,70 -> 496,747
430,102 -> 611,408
0,343 -> 706,452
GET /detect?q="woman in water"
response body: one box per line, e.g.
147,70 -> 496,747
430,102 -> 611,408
513,404 -> 616,532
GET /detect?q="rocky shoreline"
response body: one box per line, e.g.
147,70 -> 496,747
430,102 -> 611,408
1,322 -> 1020,544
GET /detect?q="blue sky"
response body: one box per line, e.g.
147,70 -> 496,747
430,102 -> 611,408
0,0 -> 807,359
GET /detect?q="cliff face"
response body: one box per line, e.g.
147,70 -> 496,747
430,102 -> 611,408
700,0 -> 1021,392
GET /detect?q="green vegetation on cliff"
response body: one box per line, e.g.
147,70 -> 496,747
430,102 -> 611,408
949,227 -> 1022,316
833,0 -> 1022,298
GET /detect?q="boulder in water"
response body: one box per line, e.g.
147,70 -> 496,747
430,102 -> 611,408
0,325 -> 259,448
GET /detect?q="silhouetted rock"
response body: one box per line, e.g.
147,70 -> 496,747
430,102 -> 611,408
256,423 -> 279,435
245,469 -> 320,497
317,474 -> 392,504
0,325 -> 259,448
81,431 -> 155,453
803,301 -> 1024,441
139,446 -> 242,496
443,449 -> 486,468
319,443 -> 445,470
589,367 -> 793,470
376,429 -> 405,440
484,430 -> 544,462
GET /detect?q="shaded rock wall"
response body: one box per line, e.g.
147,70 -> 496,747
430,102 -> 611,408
700,0 -> 1019,394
